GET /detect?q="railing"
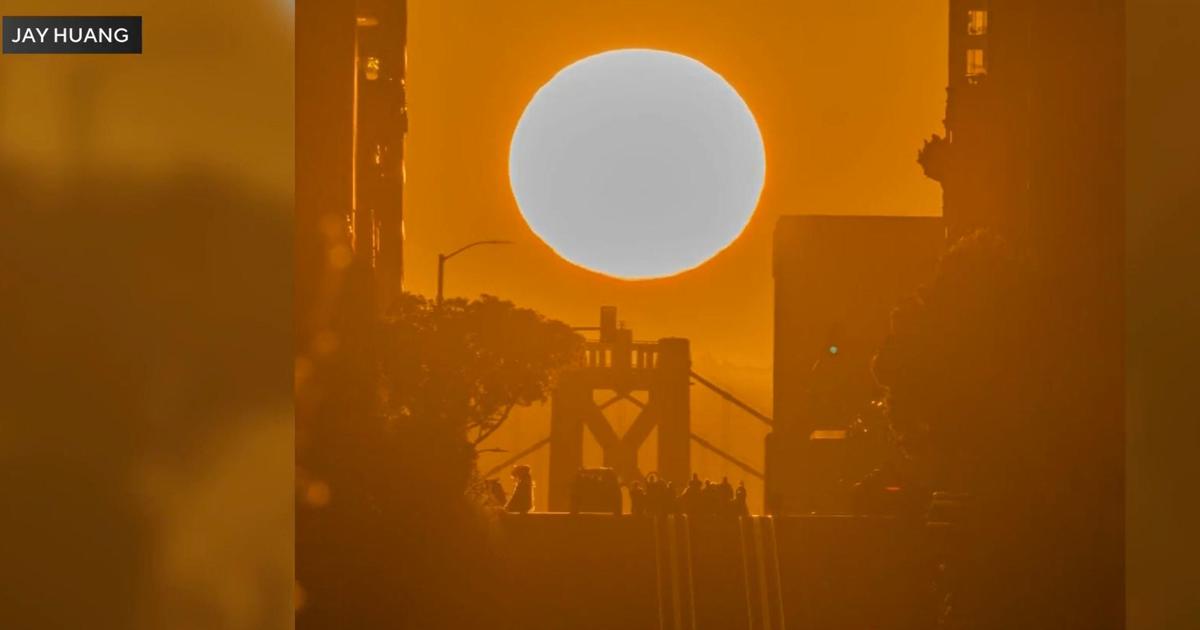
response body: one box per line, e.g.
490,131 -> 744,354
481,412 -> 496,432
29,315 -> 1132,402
583,340 -> 660,370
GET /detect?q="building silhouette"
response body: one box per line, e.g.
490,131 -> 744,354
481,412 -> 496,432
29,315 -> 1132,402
922,0 -> 1124,509
296,4 -> 408,628
920,3 -> 1125,626
768,215 -> 943,515
353,0 -> 408,308
921,1 -> 1124,266
771,0 -> 1123,533
297,0 -> 407,327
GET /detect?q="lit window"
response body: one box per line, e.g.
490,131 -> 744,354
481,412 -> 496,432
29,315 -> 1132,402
967,9 -> 988,35
966,49 -> 987,82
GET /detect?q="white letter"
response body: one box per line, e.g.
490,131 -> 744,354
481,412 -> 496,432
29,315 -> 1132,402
115,28 -> 128,44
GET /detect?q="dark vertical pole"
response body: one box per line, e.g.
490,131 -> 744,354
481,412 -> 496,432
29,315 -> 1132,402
654,338 -> 691,487
436,253 -> 445,304
549,375 -> 586,511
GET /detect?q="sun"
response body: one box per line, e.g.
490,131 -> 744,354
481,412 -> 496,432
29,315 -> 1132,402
509,49 -> 766,280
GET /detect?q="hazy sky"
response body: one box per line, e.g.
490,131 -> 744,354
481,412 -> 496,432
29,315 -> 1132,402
407,0 -> 947,499
407,0 -> 945,367
509,49 -> 766,279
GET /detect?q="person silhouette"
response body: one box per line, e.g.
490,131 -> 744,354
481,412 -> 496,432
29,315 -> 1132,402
644,473 -> 666,515
680,474 -> 703,515
505,465 -> 534,514
716,477 -> 735,515
664,481 -> 681,514
734,482 -> 750,517
717,477 -> 734,501
629,481 -> 646,516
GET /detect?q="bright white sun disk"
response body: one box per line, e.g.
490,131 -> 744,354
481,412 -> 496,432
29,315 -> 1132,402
509,49 -> 766,279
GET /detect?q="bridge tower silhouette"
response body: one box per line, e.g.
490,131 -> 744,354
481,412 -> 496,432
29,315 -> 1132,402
547,306 -> 692,511
481,306 -> 771,511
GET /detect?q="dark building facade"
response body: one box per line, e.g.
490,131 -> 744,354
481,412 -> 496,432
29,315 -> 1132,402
921,0 -> 1124,271
296,3 -> 407,627
768,215 -> 944,514
297,0 -> 407,329
771,5 -> 1122,594
353,0 -> 408,309
922,0 -> 1124,500
921,3 -> 1125,625
919,1 -> 1030,242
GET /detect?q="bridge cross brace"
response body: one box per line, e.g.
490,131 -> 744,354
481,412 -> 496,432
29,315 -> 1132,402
547,337 -> 691,511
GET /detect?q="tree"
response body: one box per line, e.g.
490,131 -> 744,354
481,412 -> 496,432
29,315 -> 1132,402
873,230 -> 1041,492
379,292 -> 584,449
873,230 -> 1112,629
297,292 -> 583,629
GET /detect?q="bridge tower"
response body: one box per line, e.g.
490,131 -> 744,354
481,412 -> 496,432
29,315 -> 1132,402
547,307 -> 691,511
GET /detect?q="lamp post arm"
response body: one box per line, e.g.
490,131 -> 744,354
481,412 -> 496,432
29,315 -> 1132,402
436,239 -> 513,305
444,239 -> 512,260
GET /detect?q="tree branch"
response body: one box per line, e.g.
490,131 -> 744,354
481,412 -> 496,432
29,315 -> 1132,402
473,403 -> 515,446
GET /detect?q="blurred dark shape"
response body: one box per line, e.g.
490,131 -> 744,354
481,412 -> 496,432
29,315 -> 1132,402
628,481 -> 646,516
926,491 -> 974,525
874,230 -> 1116,628
484,478 -> 508,509
568,467 -> 621,515
506,465 -> 535,514
680,474 -> 704,515
1126,2 -> 1200,625
0,161 -> 291,629
297,398 -> 487,628
850,466 -> 910,517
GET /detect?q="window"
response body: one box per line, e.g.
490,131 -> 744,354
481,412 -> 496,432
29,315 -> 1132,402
967,9 -> 988,35
966,49 -> 987,82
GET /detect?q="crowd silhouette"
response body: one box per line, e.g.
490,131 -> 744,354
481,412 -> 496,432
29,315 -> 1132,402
627,473 -> 750,517
488,467 -> 753,517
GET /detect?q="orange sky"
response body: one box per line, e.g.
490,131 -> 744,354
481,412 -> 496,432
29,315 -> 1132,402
405,0 -> 947,496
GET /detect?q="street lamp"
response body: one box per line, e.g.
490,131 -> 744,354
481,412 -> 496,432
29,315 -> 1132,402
437,239 -> 513,304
